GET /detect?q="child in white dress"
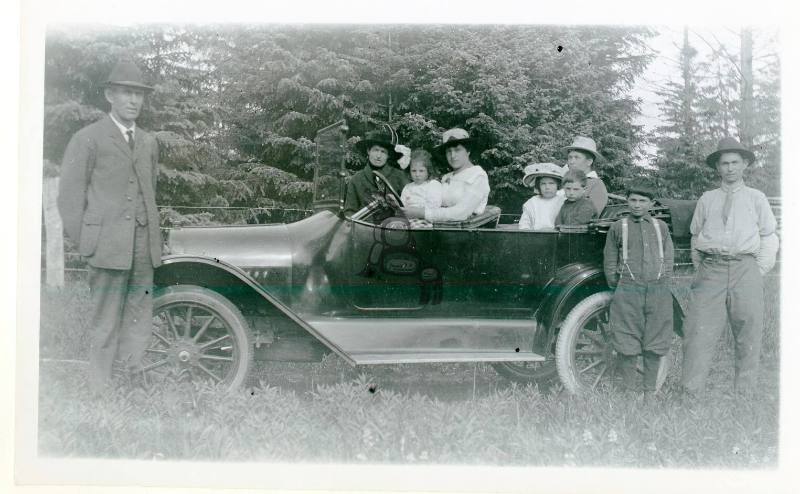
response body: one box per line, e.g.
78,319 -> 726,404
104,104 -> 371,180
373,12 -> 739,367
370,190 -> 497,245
518,162 -> 566,230
401,150 -> 443,210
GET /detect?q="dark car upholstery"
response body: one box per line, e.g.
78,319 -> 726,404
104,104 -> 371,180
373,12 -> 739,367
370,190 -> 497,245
433,205 -> 502,229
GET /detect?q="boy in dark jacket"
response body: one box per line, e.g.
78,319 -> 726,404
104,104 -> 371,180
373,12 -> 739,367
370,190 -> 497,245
603,184 -> 674,394
555,170 -> 597,227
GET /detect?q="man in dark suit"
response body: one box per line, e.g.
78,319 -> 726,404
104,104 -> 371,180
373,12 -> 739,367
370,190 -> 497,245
58,61 -> 162,393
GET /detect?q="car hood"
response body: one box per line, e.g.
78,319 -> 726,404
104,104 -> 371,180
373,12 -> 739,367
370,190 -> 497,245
166,210 -> 342,272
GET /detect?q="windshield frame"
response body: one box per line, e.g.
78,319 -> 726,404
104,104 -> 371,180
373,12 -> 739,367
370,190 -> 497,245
312,120 -> 348,212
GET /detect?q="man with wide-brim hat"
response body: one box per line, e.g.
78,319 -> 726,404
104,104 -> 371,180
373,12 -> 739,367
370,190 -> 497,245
58,60 -> 161,395
561,136 -> 608,215
344,125 -> 410,215
680,136 -> 779,399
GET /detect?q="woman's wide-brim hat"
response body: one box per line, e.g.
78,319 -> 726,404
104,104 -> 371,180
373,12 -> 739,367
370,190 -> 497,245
562,136 -> 601,162
103,61 -> 154,92
705,136 -> 756,167
433,128 -> 476,159
355,125 -> 403,161
522,162 -> 566,188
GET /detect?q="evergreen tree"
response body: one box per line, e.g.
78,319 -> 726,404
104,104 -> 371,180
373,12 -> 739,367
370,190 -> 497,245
652,28 -> 716,199
651,28 -> 780,199
45,25 -> 659,220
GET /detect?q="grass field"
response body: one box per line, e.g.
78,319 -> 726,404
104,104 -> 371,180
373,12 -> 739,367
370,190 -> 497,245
37,275 -> 780,467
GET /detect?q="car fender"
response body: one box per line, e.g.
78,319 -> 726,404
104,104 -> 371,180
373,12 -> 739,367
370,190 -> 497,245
154,255 -> 355,365
532,262 -> 608,355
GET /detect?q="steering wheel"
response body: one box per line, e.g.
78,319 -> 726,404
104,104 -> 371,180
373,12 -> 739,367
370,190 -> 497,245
372,170 -> 404,208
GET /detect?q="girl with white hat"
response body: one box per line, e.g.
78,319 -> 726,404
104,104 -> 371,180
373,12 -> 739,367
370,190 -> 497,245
518,162 -> 566,231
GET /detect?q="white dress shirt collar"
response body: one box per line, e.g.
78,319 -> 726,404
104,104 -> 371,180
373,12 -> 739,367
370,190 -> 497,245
109,112 -> 136,140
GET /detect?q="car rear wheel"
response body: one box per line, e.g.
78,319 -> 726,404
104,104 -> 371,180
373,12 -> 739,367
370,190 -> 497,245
144,285 -> 253,391
556,291 -> 675,395
555,291 -> 616,394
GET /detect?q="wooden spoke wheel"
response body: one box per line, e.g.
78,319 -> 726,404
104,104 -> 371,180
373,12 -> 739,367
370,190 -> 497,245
145,285 -> 253,391
555,291 -> 617,394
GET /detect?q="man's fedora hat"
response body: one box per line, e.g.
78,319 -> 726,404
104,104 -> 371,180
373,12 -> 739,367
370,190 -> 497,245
562,136 -> 601,162
626,183 -> 657,200
103,61 -> 154,92
522,162 -> 566,188
705,136 -> 756,167
355,125 -> 403,161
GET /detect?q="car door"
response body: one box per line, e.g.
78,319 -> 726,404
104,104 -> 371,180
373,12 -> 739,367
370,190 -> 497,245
347,216 -> 473,313
470,228 -> 561,317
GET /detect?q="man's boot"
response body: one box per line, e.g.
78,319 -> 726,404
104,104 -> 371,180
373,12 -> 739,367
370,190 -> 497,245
617,354 -> 641,392
642,351 -> 662,394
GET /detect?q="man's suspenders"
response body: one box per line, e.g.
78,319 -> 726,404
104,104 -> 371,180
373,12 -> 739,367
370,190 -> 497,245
621,217 -> 664,281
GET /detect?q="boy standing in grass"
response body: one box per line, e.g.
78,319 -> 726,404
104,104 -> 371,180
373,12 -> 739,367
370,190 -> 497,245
555,170 -> 597,227
603,185 -> 674,394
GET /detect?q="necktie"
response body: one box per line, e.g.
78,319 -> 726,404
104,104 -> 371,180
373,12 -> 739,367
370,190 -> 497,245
722,190 -> 733,225
126,129 -> 135,151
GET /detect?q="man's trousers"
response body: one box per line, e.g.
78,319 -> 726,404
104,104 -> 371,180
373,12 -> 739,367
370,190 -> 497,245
87,224 -> 154,392
681,255 -> 764,394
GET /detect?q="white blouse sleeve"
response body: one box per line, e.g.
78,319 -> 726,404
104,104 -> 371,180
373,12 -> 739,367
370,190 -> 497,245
400,183 -> 413,206
424,172 -> 490,222
518,200 -> 534,230
424,180 -> 443,209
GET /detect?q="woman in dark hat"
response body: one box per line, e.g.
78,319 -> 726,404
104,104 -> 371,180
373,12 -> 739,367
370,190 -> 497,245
343,126 -> 410,215
399,128 -> 490,222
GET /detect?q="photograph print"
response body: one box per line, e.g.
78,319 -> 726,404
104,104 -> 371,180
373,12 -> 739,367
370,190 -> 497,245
30,18 -> 782,487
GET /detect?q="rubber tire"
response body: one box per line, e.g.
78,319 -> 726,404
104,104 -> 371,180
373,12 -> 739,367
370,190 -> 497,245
555,291 -> 614,394
152,285 -> 253,391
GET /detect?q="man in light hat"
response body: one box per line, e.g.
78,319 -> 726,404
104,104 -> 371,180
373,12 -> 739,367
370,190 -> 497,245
680,137 -> 779,398
58,60 -> 161,394
562,136 -> 608,215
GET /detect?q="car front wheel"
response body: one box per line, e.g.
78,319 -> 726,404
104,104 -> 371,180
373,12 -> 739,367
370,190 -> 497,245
144,285 -> 253,391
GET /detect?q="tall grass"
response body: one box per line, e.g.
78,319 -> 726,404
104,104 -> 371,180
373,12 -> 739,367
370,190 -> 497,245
37,276 -> 780,466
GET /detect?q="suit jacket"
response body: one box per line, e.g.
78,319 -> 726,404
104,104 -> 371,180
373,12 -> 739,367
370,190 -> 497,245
58,115 -> 162,270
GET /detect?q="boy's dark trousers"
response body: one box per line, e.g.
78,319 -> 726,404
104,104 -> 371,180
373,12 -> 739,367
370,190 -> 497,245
610,277 -> 673,392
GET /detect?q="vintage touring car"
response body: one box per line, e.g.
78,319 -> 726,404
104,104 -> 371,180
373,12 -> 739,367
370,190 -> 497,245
148,121 -> 694,394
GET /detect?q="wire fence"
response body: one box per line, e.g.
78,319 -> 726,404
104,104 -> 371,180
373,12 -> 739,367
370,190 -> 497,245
158,204 -> 314,228
48,198 -> 783,280
59,205 -> 315,275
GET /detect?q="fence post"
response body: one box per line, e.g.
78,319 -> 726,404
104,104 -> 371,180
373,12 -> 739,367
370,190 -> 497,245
42,176 -> 64,288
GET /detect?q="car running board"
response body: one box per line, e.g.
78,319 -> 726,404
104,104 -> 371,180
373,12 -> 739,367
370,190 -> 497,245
348,351 -> 546,365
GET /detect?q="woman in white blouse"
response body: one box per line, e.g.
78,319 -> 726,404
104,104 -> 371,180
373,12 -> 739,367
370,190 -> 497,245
399,128 -> 490,222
